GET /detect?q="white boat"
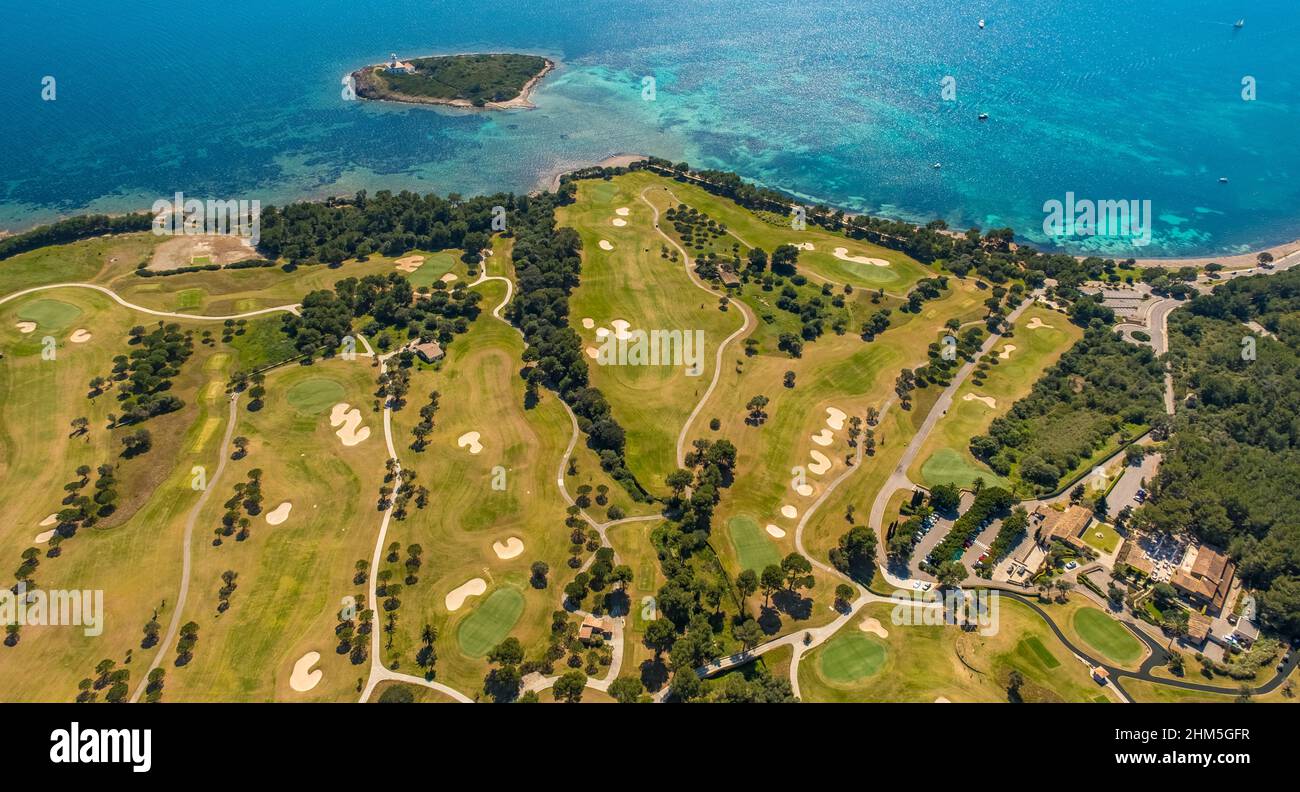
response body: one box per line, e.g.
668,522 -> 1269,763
1234,18 -> 1245,28
978,112 -> 989,121
932,162 -> 942,169
978,18 -> 985,29
1219,177 -> 1229,184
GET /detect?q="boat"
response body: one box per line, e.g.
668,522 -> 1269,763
1219,177 -> 1229,184
932,162 -> 942,169
978,112 -> 989,121
978,18 -> 985,29
1234,18 -> 1245,28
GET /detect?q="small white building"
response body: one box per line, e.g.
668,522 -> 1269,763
385,53 -> 415,74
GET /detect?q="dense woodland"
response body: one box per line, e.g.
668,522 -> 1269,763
1139,270 -> 1300,634
968,323 -> 1165,493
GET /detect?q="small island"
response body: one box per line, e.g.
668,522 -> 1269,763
351,52 -> 553,109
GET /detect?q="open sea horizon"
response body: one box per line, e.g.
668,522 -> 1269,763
2,0 -> 1298,256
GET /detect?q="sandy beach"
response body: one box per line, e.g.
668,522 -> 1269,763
1120,237 -> 1300,270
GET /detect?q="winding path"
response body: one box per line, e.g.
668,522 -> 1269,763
128,393 -> 240,702
0,281 -> 300,318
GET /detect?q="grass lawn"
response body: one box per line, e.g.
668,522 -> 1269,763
286,376 -> 347,415
16,298 -> 83,332
456,587 -> 526,657
1072,607 -> 1144,665
727,514 -> 780,573
1083,521 -> 1122,554
910,304 -> 1081,491
819,632 -> 889,682
0,288 -> 247,700
165,359 -> 390,702
558,175 -> 743,492
175,288 -> 203,310
799,599 -> 1107,702
405,251 -> 461,289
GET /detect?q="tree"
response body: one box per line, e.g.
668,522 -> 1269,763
759,565 -> 784,606
70,416 -> 89,436
486,636 -> 524,668
1007,669 -> 1025,702
608,676 -> 644,704
780,552 -> 813,592
643,618 -> 677,656
529,560 -> 549,589
733,619 -> 764,652
928,483 -> 961,513
834,583 -> 854,607
1124,444 -> 1146,466
937,560 -> 967,588
735,569 -> 758,609
670,668 -> 703,702
553,669 -> 587,703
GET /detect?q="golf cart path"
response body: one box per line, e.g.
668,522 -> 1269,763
129,393 -> 240,702
0,282 -> 301,318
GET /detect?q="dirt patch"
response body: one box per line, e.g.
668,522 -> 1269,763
149,235 -> 256,271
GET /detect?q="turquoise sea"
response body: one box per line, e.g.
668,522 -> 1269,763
2,0 -> 1298,255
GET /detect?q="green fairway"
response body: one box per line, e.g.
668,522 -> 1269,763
176,288 -> 204,310
920,447 -> 1005,491
1073,607 -> 1142,665
1018,636 -> 1061,668
17,298 -> 82,331
286,376 -> 346,414
727,515 -> 779,572
819,632 -> 888,682
456,587 -> 525,657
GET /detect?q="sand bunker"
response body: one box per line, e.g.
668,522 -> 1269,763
457,431 -> 483,454
1026,317 -> 1053,329
439,272 -> 458,283
999,344 -> 1016,359
585,346 -> 599,359
825,407 -> 846,430
934,697 -> 951,703
289,652 -> 322,692
69,329 -> 92,343
34,530 -> 55,544
794,483 -> 813,497
595,327 -> 609,338
16,321 -> 36,333
39,513 -> 58,527
794,242 -> 816,251
808,450 -> 832,475
445,578 -> 487,611
610,319 -> 632,340
492,537 -> 525,559
598,240 -> 614,251
765,524 -> 787,539
811,429 -> 833,447
612,218 -> 627,227
329,403 -> 371,447
832,247 -> 889,267
266,502 -> 292,526
963,393 -> 998,409
780,505 -> 798,519
615,207 -> 630,216
581,317 -> 595,329
859,617 -> 890,638
394,255 -> 424,273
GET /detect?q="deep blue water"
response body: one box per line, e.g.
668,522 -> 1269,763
2,0 -> 1298,255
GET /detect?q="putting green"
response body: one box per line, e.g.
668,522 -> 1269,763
286,377 -> 347,415
456,587 -> 525,657
727,514 -> 779,573
920,447 -> 1006,490
820,632 -> 888,682
406,251 -> 459,289
16,299 -> 82,331
1072,607 -> 1142,665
